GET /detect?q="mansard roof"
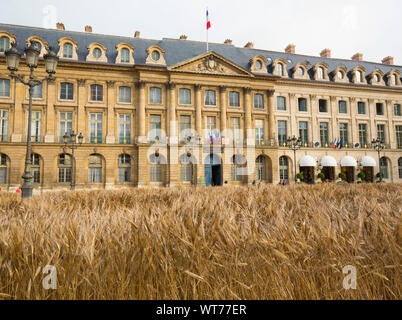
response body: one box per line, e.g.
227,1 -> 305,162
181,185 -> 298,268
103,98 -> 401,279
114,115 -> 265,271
1,23 -> 401,83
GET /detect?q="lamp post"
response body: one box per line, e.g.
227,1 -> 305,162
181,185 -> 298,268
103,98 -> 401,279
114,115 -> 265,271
63,131 -> 84,190
372,137 -> 385,182
287,136 -> 302,184
5,42 -> 59,199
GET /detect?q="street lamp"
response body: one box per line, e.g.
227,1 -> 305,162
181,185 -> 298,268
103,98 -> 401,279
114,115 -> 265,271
63,131 -> 84,190
287,136 -> 302,184
372,137 -> 385,182
5,42 -> 59,199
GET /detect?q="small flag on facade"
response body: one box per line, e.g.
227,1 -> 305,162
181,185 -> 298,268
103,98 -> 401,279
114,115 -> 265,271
339,138 -> 343,150
334,138 -> 337,149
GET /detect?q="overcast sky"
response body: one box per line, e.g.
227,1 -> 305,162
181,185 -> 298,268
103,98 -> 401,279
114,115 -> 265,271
1,0 -> 401,64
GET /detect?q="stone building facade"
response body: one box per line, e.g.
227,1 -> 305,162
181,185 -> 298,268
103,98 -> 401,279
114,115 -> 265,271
0,23 -> 401,190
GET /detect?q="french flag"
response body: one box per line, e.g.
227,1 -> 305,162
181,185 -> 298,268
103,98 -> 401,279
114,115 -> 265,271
206,10 -> 211,30
334,138 -> 337,149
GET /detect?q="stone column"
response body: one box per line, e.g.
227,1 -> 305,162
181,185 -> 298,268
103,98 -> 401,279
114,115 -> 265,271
350,97 -> 358,146
11,78 -> 24,142
44,79 -> 56,143
137,145 -> 148,187
77,79 -> 87,142
386,100 -> 395,148
219,86 -> 227,136
244,87 -> 252,144
368,99 -> 376,142
106,81 -> 116,144
310,94 -> 318,145
289,93 -> 297,143
195,84 -> 202,137
137,81 -> 146,143
330,96 -> 337,143
267,90 -> 276,144
168,82 -> 178,186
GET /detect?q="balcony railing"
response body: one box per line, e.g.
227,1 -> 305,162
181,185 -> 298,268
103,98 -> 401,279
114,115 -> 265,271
118,137 -> 131,145
88,136 -> 103,144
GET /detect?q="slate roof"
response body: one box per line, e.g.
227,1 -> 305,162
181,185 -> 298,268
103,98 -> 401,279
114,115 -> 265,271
1,23 -> 401,83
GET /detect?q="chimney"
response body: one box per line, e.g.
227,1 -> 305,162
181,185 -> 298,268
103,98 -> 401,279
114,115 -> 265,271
56,22 -> 65,30
179,35 -> 188,40
285,44 -> 295,54
134,31 -> 140,38
85,25 -> 92,33
244,42 -> 254,49
320,48 -> 331,58
224,39 -> 232,45
351,53 -> 363,61
381,56 -> 394,65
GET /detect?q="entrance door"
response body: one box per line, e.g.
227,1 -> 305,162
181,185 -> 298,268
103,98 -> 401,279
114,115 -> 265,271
212,165 -> 222,186
205,165 -> 212,187
322,167 -> 335,181
363,167 -> 374,182
342,167 -> 355,183
300,167 -> 315,184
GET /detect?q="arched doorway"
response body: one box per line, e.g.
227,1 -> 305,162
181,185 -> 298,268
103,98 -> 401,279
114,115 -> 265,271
380,157 -> 390,180
299,155 -> 317,184
320,156 -> 337,182
204,154 -> 222,187
0,153 -> 10,185
360,156 -> 376,182
341,156 -> 357,183
256,155 -> 272,183
279,156 -> 289,184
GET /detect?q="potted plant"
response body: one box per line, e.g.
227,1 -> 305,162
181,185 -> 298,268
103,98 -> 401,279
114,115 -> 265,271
337,172 -> 346,184
317,172 -> 326,183
357,171 -> 366,184
296,172 -> 304,183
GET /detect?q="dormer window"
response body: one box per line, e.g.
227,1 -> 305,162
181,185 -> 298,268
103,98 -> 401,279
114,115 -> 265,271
63,43 -> 73,58
93,48 -> 102,59
317,67 -> 324,80
276,63 -> 284,76
391,74 -> 397,86
152,50 -> 160,62
297,67 -> 304,76
0,36 -> 10,53
249,55 -> 267,73
255,60 -> 262,70
121,48 -> 130,63
337,71 -> 344,79
31,40 -> 42,52
356,71 -> 362,83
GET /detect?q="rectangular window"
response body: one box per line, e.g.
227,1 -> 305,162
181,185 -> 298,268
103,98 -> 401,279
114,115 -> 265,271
60,83 -> 74,100
358,102 -> 366,114
377,124 -> 385,143
150,114 -> 161,141
149,87 -> 162,104
255,119 -> 264,146
298,98 -> 307,112
319,99 -> 328,113
254,94 -> 264,109
89,113 -> 102,143
58,168 -> 72,183
0,79 -> 10,97
376,103 -> 384,115
89,168 -> 102,183
394,104 -> 401,116
59,112 -> 73,142
206,116 -> 216,131
339,123 -> 348,144
277,96 -> 286,111
204,90 -> 216,106
0,109 -> 8,142
119,114 -> 131,144
358,124 -> 367,147
319,122 -> 329,146
0,154 -> 6,184
90,85 -> 103,101
32,84 -> 42,99
119,86 -> 131,103
230,117 -> 241,145
180,164 -> 192,182
278,120 -> 287,145
229,91 -> 240,107
299,121 -> 308,144
179,88 -> 191,105
118,167 -> 131,182
180,115 -> 191,142
150,165 -> 162,182
396,126 -> 402,148
121,48 -> 130,63
339,100 -> 347,114
31,111 -> 41,142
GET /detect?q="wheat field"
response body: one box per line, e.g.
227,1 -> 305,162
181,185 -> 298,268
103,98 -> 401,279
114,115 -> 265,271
0,183 -> 401,300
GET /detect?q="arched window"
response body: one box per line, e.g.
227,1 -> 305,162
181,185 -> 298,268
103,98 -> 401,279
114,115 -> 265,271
231,154 -> 245,181
356,70 -> 362,83
391,74 -> 398,86
337,71 -> 344,80
149,153 -> 164,182
89,154 -> 103,183
63,43 -> 73,58
118,154 -> 131,182
317,67 -> 324,80
0,37 -> 10,53
297,67 -> 304,76
93,47 -> 102,59
279,156 -> 289,183
180,153 -> 193,182
256,155 -> 266,181
276,63 -> 284,76
30,40 -> 42,52
0,153 -> 9,184
121,48 -> 130,63
31,153 -> 41,183
399,158 -> 402,179
58,154 -> 72,183
380,157 -> 389,179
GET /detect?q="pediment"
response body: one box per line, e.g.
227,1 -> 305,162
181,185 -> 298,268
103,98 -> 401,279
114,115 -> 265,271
168,51 -> 254,77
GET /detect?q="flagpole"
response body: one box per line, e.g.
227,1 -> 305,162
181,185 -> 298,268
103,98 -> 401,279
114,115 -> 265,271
206,7 -> 209,52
